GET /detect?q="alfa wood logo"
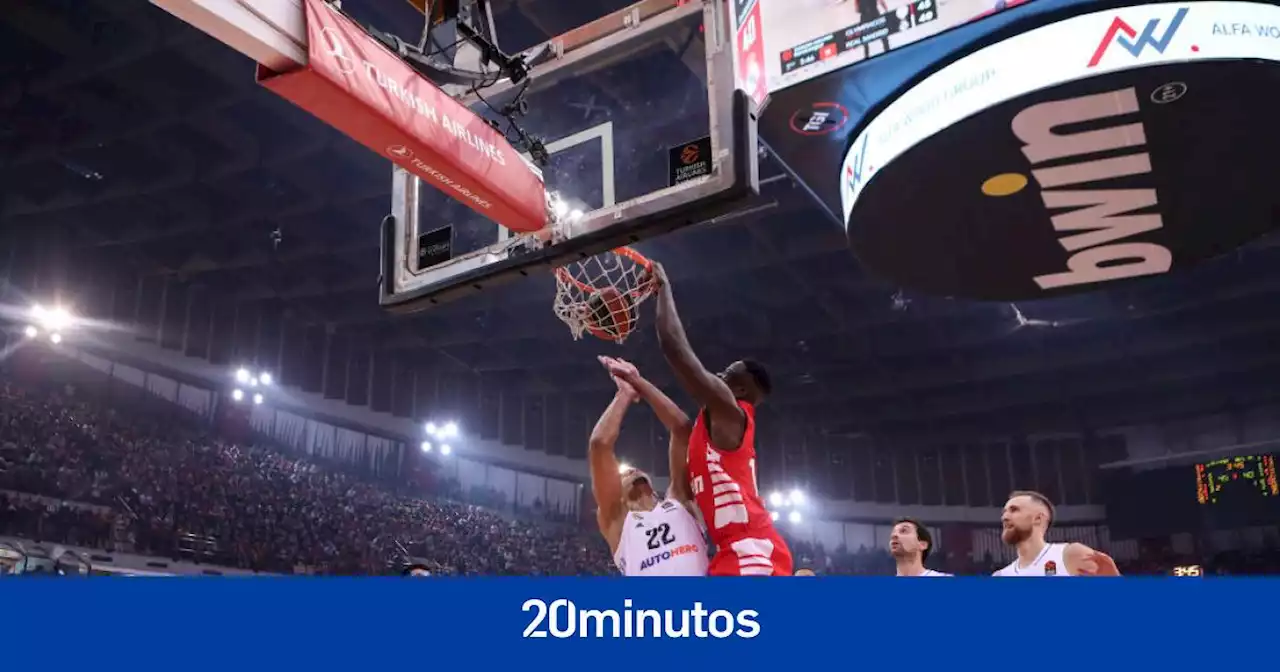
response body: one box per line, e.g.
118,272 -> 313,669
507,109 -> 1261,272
1088,7 -> 1189,67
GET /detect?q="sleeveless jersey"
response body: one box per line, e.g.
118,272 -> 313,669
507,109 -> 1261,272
686,401 -> 792,575
613,499 -> 709,577
993,543 -> 1069,576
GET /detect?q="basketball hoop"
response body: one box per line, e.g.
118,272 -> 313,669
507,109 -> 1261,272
553,245 -> 655,344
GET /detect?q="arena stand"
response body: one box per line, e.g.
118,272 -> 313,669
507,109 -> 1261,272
3,346 -> 1279,577
0,354 -> 614,575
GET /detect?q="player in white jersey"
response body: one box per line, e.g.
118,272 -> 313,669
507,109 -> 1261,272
890,517 -> 951,576
589,358 -> 708,576
993,490 -> 1120,577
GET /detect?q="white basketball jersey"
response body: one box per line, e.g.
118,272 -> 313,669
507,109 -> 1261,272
614,499 -> 709,576
899,568 -> 951,577
994,543 -> 1069,576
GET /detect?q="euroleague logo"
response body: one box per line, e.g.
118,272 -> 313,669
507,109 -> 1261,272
680,144 -> 701,165
790,102 -> 850,136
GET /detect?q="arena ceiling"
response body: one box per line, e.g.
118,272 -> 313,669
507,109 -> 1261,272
4,0 -> 1280,471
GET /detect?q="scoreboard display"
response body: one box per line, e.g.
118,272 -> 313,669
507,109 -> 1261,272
1105,452 -> 1280,537
778,0 -> 940,78
1195,454 -> 1279,505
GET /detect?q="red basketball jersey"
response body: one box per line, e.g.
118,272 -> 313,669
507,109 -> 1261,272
686,401 -> 791,575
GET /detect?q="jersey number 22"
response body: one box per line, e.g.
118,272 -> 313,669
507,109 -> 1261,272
645,523 -> 675,550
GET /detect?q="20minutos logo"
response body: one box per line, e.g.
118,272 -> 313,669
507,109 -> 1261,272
522,598 -> 761,639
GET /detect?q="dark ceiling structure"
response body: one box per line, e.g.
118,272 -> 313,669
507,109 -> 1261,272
3,0 -> 1280,508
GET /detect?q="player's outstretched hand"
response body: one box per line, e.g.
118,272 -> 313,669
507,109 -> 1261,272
614,376 -> 639,403
599,356 -> 639,402
598,355 -> 639,379
1077,551 -> 1121,576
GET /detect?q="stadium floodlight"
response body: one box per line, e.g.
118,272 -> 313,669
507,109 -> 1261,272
45,307 -> 70,330
233,367 -> 273,385
232,389 -> 244,402
425,421 -> 460,439
29,303 -> 76,339
769,489 -> 807,508
618,462 -> 632,474
420,441 -> 432,453
32,304 -> 70,329
767,488 -> 808,523
440,444 -> 452,456
232,368 -> 273,402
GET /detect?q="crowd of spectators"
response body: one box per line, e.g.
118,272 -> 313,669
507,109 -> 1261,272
0,377 -> 613,575
0,493 -> 114,551
2,367 -> 1278,576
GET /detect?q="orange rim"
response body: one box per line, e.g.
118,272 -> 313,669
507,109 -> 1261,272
554,246 -> 653,300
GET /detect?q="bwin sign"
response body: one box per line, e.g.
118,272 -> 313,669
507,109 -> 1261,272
831,3 -> 1280,301
1012,87 -> 1172,291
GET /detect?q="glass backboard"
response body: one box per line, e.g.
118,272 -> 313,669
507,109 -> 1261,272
381,0 -> 758,312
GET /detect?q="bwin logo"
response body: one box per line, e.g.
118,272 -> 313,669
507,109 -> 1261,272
1003,87 -> 1173,290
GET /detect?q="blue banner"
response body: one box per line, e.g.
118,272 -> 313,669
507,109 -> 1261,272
5,578 -> 1273,668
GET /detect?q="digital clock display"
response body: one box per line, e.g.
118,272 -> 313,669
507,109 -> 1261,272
1195,454 -> 1279,505
1171,565 -> 1203,577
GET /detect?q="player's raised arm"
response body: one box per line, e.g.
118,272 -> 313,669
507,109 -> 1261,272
648,262 -> 747,451
599,356 -> 693,504
588,379 -> 636,553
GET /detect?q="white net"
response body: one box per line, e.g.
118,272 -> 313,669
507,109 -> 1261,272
540,190 -> 657,343
553,247 -> 656,343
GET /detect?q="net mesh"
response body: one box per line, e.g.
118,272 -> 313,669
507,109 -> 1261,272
553,247 -> 656,344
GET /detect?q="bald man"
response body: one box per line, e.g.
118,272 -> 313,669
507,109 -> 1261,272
993,490 -> 1120,577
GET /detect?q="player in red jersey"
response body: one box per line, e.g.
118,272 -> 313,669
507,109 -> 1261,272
637,262 -> 792,576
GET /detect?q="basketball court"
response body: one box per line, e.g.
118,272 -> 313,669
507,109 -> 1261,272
156,0 -> 1280,336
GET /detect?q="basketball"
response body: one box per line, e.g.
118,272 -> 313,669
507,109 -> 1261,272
584,287 -> 635,342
